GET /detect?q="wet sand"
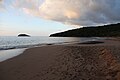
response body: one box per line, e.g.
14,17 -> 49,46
0,39 -> 120,80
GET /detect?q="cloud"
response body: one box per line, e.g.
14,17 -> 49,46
6,0 -> 120,26
12,0 -> 43,16
0,0 -> 2,2
0,0 -> 5,11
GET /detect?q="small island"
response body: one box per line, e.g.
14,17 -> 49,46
18,34 -> 30,37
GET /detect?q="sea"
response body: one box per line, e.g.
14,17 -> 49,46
0,36 -> 104,62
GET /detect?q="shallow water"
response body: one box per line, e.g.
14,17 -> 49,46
0,36 -> 105,62
0,48 -> 26,62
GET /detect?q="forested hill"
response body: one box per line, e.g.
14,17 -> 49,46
50,23 -> 120,37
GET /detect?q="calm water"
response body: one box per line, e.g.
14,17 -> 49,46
0,36 -> 103,50
0,36 -> 104,62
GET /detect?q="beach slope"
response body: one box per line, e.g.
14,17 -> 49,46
0,39 -> 120,80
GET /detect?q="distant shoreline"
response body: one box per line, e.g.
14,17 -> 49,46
50,23 -> 120,37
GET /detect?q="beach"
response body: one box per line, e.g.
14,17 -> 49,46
0,38 -> 120,80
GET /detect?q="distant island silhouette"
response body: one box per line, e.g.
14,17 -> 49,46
50,23 -> 120,37
18,34 -> 30,37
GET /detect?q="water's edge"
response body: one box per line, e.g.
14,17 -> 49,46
0,37 -> 106,62
0,48 -> 26,62
0,41 -> 77,62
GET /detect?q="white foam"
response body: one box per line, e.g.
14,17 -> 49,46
0,48 -> 26,62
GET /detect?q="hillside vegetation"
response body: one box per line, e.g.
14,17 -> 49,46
50,23 -> 120,37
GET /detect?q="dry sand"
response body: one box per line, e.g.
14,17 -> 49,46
0,39 -> 120,80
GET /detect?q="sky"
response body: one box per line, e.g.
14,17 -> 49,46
0,0 -> 120,36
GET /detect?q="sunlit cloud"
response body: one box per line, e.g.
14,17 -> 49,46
1,0 -> 120,26
64,10 -> 79,19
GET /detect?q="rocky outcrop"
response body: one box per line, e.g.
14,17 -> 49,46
18,34 -> 30,37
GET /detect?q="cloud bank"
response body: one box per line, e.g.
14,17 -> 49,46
2,0 -> 120,26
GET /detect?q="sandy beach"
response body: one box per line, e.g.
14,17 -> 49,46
0,39 -> 120,80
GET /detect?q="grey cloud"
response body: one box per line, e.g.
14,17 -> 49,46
38,0 -> 120,26
3,0 -> 120,27
0,0 -> 7,11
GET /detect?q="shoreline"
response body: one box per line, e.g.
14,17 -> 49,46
0,39 -> 120,80
0,37 -> 106,62
0,48 -> 26,62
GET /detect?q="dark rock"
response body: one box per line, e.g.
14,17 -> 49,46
79,41 -> 104,44
18,34 -> 30,37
